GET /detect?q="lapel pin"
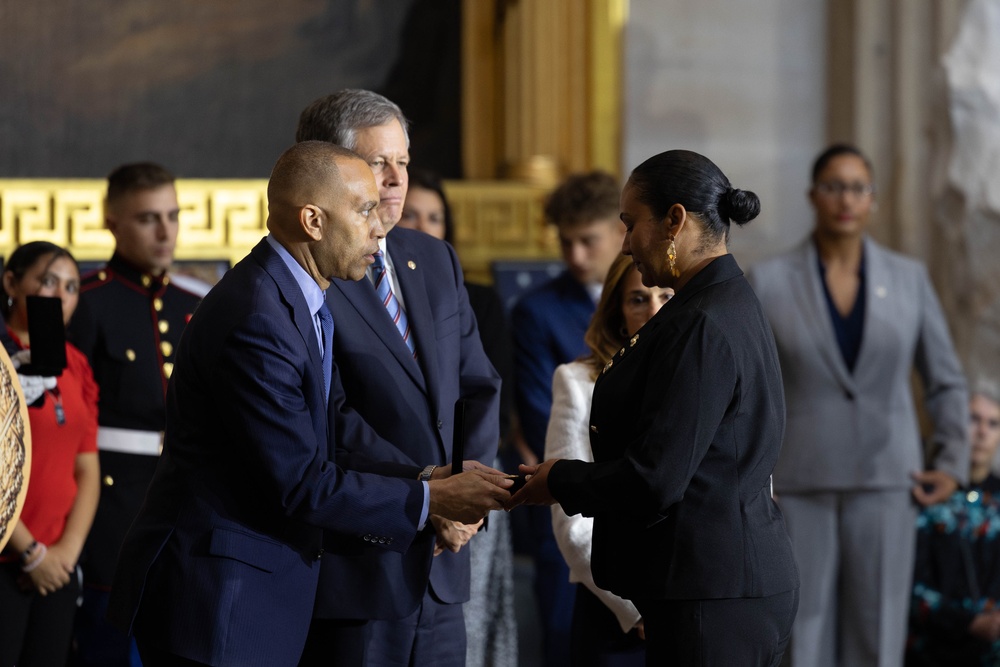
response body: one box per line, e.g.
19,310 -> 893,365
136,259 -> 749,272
407,260 -> 416,270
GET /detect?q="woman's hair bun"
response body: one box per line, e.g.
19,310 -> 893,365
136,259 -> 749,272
719,187 -> 760,226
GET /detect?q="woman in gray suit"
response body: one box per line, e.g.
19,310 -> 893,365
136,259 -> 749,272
748,144 -> 969,667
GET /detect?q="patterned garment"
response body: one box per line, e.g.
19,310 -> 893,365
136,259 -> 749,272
908,474 -> 1000,666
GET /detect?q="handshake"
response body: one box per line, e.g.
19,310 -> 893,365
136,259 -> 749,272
425,459 -> 559,524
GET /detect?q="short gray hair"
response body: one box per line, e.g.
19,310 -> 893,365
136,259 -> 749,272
296,89 -> 410,151
972,376 -> 1000,406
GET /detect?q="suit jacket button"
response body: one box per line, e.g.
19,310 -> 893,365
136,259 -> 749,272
363,534 -> 371,542
437,420 -> 443,429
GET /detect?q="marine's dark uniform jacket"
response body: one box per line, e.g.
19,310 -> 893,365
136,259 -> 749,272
67,252 -> 200,586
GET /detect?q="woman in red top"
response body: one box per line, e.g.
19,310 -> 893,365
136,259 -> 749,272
0,241 -> 99,667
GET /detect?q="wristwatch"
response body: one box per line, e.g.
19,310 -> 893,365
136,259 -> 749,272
418,464 -> 437,482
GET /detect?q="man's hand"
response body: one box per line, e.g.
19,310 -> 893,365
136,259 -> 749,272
429,460 -> 505,480
506,459 -> 559,509
428,471 -> 512,524
430,516 -> 483,556
911,470 -> 959,507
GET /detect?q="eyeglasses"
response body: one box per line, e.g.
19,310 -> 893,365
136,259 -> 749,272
815,181 -> 874,198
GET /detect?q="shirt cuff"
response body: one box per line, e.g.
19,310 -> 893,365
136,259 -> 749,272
417,481 -> 430,530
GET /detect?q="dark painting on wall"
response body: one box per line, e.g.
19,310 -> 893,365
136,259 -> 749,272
0,0 -> 461,179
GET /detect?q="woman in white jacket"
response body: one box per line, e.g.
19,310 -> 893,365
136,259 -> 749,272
544,254 -> 672,666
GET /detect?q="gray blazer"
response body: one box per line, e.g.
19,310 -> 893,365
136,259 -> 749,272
747,237 -> 968,493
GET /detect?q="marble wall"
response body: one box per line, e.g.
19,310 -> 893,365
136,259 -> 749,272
939,0 -> 1000,379
624,0 -> 827,266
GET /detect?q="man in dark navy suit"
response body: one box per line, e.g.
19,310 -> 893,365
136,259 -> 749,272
107,141 -> 511,667
510,171 -> 625,667
296,90 -> 502,666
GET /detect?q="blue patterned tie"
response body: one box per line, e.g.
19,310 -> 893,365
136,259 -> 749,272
318,302 -> 334,402
372,250 -> 416,357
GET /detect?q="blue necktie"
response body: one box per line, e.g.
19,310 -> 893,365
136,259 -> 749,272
318,302 -> 334,402
372,250 -> 416,357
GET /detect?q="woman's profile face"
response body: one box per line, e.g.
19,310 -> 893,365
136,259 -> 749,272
809,154 -> 874,239
620,267 -> 673,337
970,393 -> 1000,468
620,183 -> 670,288
399,186 -> 447,241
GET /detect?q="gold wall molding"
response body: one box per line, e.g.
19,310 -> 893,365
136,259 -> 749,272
0,179 -> 557,284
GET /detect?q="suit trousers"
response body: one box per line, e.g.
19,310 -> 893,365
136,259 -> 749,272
298,618 -> 370,666
137,641 -> 211,667
365,588 -> 466,666
779,490 -> 916,667
635,589 -> 798,667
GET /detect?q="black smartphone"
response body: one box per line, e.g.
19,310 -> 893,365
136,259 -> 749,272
20,295 -> 67,376
505,474 -> 527,494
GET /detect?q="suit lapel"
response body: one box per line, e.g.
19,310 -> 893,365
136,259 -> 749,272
791,240 -> 858,394
251,240 -> 328,435
388,235 -> 440,416
328,274 -> 428,392
853,236 -> 888,374
253,240 -> 320,364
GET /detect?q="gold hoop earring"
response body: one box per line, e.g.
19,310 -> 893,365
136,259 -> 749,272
667,239 -> 680,278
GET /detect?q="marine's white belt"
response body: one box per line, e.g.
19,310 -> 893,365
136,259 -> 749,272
97,426 -> 163,456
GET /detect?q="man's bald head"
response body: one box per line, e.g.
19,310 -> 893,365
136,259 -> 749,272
265,141 -> 383,287
267,141 -> 359,217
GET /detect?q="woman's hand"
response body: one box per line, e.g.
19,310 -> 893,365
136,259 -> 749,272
26,542 -> 74,595
506,459 -> 560,509
911,470 -> 959,507
969,611 -> 1000,642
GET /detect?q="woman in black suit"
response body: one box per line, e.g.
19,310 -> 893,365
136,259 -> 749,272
510,149 -> 799,665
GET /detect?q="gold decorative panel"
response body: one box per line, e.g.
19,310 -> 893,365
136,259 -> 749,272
0,179 -> 557,284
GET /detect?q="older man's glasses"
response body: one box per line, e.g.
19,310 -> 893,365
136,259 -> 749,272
815,181 -> 874,198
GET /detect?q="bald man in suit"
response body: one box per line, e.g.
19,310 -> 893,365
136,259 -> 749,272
107,141 -> 511,667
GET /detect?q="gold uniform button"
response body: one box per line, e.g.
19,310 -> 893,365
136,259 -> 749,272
163,362 -> 174,378
141,275 -> 152,288
159,320 -> 170,334
98,270 -> 107,281
630,334 -> 640,347
125,349 -> 136,362
162,275 -> 171,286
618,347 -> 625,358
103,475 -> 114,486
407,260 -> 416,270
153,298 -> 163,312
160,341 -> 173,357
